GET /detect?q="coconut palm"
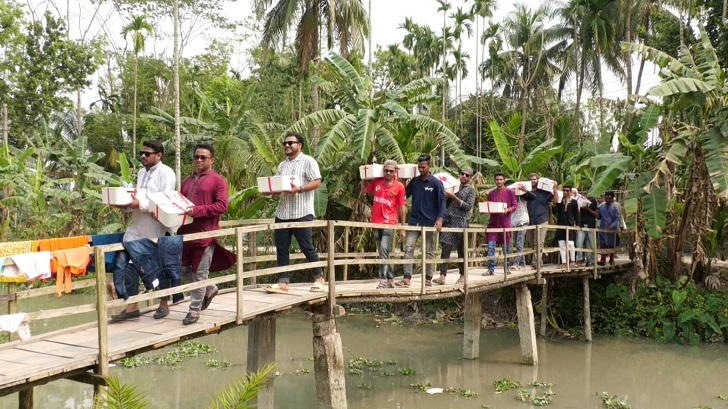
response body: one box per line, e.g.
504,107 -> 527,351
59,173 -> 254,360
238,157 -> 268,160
121,15 -> 153,156
253,0 -> 369,76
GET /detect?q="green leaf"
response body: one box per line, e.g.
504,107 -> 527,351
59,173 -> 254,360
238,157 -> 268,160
647,77 -> 714,98
677,309 -> 701,325
314,181 -> 328,218
588,156 -> 631,197
352,108 -> 378,164
704,126 -> 728,199
635,105 -> 660,145
488,120 -> 518,175
661,319 -> 676,342
671,290 -> 687,310
642,187 -> 667,238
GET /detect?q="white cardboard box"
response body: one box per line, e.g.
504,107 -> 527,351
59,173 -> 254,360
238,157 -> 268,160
507,181 -> 532,195
147,191 -> 194,228
359,164 -> 385,180
556,190 -> 564,203
396,164 -> 419,179
479,202 -> 508,213
257,175 -> 302,193
433,172 -> 460,194
101,187 -> 144,205
537,178 -> 556,192
576,194 -> 591,208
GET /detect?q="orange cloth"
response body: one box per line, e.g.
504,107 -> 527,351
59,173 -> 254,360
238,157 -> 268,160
54,245 -> 91,297
38,236 -> 89,274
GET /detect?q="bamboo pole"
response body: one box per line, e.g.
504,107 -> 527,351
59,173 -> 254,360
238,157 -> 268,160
535,225 -> 542,281
420,226 -> 426,294
502,229 -> 508,281
343,227 -> 349,281
94,246 -> 109,382
592,229 -> 598,279
462,229 -> 469,291
327,222 -> 336,315
236,227 -> 245,324
249,231 -> 257,285
566,225 -> 570,271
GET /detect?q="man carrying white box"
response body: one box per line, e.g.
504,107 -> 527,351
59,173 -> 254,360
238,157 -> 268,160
522,173 -> 556,269
110,140 -> 176,322
264,132 -> 325,293
485,173 -> 518,275
177,143 -> 235,325
361,160 -> 407,289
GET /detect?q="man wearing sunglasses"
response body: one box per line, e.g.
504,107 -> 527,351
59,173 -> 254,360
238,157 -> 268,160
396,154 -> 446,288
433,167 -> 476,285
177,143 -> 234,325
361,160 -> 407,289
265,131 -> 324,293
111,140 -> 176,322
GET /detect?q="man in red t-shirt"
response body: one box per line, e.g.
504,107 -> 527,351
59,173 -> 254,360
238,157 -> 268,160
361,160 -> 407,288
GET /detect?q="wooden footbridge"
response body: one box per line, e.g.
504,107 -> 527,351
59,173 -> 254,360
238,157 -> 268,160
0,220 -> 632,408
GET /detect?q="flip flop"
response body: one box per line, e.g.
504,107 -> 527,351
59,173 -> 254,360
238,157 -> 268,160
310,281 -> 325,292
265,283 -> 289,294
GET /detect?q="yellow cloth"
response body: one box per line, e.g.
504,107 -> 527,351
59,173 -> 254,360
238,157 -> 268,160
0,241 -> 32,258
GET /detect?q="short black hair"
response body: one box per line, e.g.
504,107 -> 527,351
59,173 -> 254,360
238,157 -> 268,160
285,131 -> 305,148
144,140 -> 164,156
494,172 -> 506,179
563,185 -> 573,190
505,179 -> 515,186
604,191 -> 615,198
195,143 -> 215,158
417,154 -> 431,165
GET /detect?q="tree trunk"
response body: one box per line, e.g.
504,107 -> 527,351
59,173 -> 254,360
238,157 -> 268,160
173,0 -> 181,188
132,55 -> 138,156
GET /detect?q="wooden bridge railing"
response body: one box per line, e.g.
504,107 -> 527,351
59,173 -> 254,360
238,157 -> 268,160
1,220 -> 628,377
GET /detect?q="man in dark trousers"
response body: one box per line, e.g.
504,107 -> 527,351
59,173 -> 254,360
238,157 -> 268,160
395,154 -> 446,288
522,173 -> 554,268
553,185 -> 580,267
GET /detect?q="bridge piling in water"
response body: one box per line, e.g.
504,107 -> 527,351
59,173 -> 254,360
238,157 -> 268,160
515,284 -> 538,365
312,304 -> 347,409
247,316 -> 277,409
583,278 -> 592,342
463,292 -> 482,359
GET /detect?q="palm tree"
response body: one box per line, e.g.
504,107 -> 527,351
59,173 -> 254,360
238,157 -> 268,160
450,7 -> 472,138
436,0 -> 452,166
491,4 -> 568,161
121,15 -> 153,157
468,0 -> 496,172
253,0 -> 369,76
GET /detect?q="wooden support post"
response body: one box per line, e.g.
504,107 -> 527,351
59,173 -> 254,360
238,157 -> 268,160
312,305 -> 347,409
592,229 -> 598,279
565,226 -> 570,271
502,229 -> 508,280
250,231 -> 257,285
7,283 -> 17,314
515,284 -> 538,365
247,316 -> 276,409
327,222 -> 336,316
343,227 -> 349,281
583,277 -> 592,342
535,225 -> 542,280
463,292 -> 482,359
94,246 -> 109,401
18,388 -> 32,409
539,279 -> 548,337
236,227 -> 245,324
462,230 -> 469,288
420,226 -> 426,294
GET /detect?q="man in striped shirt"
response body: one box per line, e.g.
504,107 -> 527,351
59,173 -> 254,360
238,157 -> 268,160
265,132 -> 324,293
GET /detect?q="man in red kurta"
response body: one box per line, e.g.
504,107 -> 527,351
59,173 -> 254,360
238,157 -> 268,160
177,143 -> 235,325
486,172 -> 518,275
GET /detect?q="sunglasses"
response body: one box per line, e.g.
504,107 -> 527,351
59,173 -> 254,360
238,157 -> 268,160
460,172 -> 471,177
140,151 -> 158,157
282,141 -> 300,147
384,169 -> 396,174
194,155 -> 210,161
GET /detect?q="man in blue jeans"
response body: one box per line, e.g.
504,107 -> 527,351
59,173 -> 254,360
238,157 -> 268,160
110,140 -> 176,322
395,154 -> 446,288
485,173 -> 518,275
362,160 -> 407,289
265,132 -> 324,293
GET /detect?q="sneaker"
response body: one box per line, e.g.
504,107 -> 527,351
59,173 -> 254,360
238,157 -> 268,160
182,312 -> 199,325
425,279 -> 433,287
110,309 -> 140,322
483,270 -> 495,276
201,286 -> 218,311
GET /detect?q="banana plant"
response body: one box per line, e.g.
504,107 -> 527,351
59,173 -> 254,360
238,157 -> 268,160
488,113 -> 560,180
